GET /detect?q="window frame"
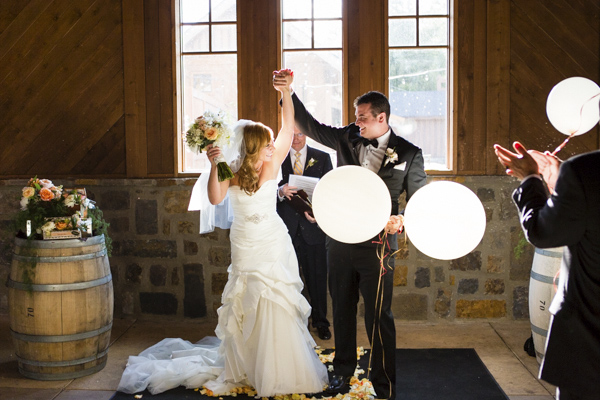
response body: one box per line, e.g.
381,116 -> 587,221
176,0 -> 238,175
386,0 -> 454,173
174,0 -> 457,175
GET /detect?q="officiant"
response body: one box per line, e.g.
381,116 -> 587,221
277,127 -> 333,341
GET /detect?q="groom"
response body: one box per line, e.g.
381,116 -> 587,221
279,72 -> 427,400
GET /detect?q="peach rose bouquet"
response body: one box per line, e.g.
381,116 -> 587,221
13,177 -> 111,253
185,110 -> 234,181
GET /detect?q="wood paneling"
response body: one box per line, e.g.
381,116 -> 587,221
346,0 -> 386,119
0,0 -> 126,178
237,0 -> 280,133
144,0 -> 175,176
455,0 -> 478,173
508,0 -> 599,160
0,0 -> 598,179
123,0 -> 147,178
486,0 -> 511,174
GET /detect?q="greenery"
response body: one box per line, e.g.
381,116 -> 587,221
513,230 -> 530,260
88,206 -> 112,256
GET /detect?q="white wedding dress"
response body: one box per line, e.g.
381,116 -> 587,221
117,180 -> 329,396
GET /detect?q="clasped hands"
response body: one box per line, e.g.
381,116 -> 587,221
273,68 -> 293,91
494,141 -> 561,192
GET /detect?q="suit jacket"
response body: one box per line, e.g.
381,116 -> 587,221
512,150 -> 600,390
277,146 -> 333,245
292,93 -> 427,247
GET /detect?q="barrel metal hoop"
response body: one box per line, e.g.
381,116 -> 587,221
530,270 -> 555,284
7,274 -> 112,292
14,235 -> 105,249
534,248 -> 563,258
12,248 -> 107,263
531,323 -> 549,337
16,348 -> 109,367
18,359 -> 107,381
11,321 -> 113,343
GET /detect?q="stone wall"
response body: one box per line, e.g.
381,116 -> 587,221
0,176 -> 535,321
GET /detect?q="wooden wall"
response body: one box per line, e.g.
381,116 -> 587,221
0,0 -> 127,177
0,0 -> 598,179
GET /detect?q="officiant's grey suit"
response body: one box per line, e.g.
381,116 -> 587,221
512,150 -> 600,399
292,92 -> 426,400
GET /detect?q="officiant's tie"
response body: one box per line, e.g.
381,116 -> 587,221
294,152 -> 303,175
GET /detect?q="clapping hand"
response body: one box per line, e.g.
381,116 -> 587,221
529,150 -> 561,193
494,142 -> 539,180
494,142 -> 562,192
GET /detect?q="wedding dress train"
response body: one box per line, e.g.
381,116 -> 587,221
117,180 -> 328,396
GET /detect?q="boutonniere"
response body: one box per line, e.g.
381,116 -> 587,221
306,158 -> 317,169
384,148 -> 398,166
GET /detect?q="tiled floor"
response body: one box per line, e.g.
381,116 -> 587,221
0,314 -> 555,399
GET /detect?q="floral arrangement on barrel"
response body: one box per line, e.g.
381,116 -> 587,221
185,110 -> 234,182
13,177 -> 112,255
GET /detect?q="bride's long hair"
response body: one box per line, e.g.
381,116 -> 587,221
237,121 -> 273,195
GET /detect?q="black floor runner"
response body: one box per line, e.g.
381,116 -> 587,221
111,348 -> 508,400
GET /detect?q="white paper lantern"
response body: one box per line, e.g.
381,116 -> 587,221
404,181 -> 486,260
312,166 -> 391,244
546,77 -> 600,136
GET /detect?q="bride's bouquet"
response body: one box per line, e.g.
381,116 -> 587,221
185,110 -> 234,182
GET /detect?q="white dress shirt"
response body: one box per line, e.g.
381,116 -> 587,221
358,129 -> 391,173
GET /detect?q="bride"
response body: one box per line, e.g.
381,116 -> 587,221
117,69 -> 329,397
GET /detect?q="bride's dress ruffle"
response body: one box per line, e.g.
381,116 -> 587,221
117,180 -> 328,396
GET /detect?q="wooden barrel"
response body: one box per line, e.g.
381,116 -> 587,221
528,247 -> 563,364
7,235 -> 113,380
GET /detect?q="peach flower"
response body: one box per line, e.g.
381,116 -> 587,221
54,220 -> 70,230
204,127 -> 219,140
22,187 -> 35,198
39,187 -> 54,201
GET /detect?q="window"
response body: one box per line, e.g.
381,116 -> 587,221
282,0 -> 342,160
388,0 -> 450,171
180,0 -> 237,173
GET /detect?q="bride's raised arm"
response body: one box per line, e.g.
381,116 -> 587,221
270,69 -> 294,169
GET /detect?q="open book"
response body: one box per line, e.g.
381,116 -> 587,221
287,175 -> 320,217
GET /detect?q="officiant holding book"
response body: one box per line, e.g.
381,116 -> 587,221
277,127 -> 333,340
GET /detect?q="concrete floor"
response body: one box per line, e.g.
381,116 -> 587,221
0,314 -> 556,400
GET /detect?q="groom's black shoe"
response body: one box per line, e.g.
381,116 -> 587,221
316,326 -> 331,340
326,375 -> 351,394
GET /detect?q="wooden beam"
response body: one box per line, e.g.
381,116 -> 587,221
122,0 -> 148,177
486,0 -> 510,174
237,0 -> 280,132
